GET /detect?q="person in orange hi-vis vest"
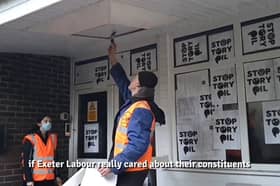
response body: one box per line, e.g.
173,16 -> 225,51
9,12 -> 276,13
22,115 -> 63,186
98,42 -> 165,186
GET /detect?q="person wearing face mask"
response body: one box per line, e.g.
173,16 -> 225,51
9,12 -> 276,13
98,42 -> 165,186
22,115 -> 63,186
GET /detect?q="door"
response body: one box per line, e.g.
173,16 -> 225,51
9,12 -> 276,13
77,91 -> 107,158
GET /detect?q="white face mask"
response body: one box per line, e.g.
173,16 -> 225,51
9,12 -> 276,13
41,122 -> 52,132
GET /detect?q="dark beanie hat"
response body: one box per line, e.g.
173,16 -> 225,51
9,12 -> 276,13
36,115 -> 47,123
138,71 -> 158,88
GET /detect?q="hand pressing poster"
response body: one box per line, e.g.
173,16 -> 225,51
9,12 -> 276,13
274,58 -> 280,99
244,60 -> 275,102
210,65 -> 237,107
262,101 -> 280,144
213,110 -> 240,150
84,124 -> 99,153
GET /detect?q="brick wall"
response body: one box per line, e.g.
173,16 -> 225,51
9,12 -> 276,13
0,53 -> 70,186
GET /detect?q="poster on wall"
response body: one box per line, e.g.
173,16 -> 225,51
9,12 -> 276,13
176,70 -> 225,160
176,70 -> 213,121
213,110 -> 240,149
241,13 -> 280,55
84,123 -> 99,153
208,26 -> 234,65
75,57 -> 109,85
92,59 -> 109,85
262,101 -> 280,144
274,58 -> 280,99
177,123 -> 200,160
87,101 -> 98,122
210,65 -> 237,106
177,121 -> 225,160
174,33 -> 208,67
244,60 -> 275,102
130,44 -> 157,75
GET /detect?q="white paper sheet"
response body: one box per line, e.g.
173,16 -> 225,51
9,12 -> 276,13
84,124 -> 99,153
176,70 -> 225,160
174,34 -> 208,66
209,29 -> 234,65
262,101 -> 280,144
244,60 -> 275,102
213,110 -> 240,149
81,168 -> 117,186
241,16 -> 280,54
176,70 -> 213,121
92,60 -> 109,86
210,65 -> 237,106
177,123 -> 200,160
63,168 -> 85,186
177,121 -> 225,160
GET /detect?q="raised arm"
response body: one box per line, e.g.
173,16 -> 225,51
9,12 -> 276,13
109,43 -> 131,101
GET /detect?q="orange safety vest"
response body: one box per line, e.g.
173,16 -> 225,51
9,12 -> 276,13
114,100 -> 156,172
23,133 -> 57,181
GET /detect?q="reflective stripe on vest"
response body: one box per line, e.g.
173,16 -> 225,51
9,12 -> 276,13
33,169 -> 55,175
23,133 -> 57,181
114,100 -> 156,172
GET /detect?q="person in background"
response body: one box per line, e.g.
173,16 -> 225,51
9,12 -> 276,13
98,42 -> 165,186
22,115 -> 63,186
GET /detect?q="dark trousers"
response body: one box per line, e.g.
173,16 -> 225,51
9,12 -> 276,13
22,180 -> 55,186
116,170 -> 148,186
34,180 -> 56,186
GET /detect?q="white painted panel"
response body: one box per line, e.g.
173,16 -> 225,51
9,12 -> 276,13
28,0 -> 111,35
111,1 -> 180,29
0,0 -> 63,26
116,51 -> 131,76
